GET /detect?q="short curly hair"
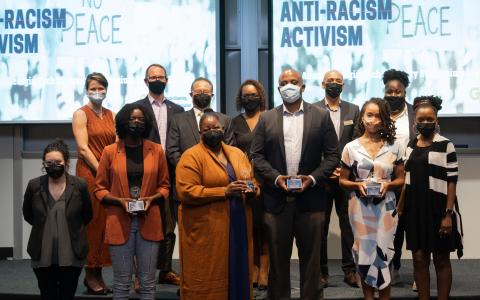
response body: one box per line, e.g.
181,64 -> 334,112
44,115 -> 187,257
235,79 -> 267,111
413,95 -> 443,114
355,98 -> 396,145
115,103 -> 154,139
43,139 -> 70,163
382,69 -> 410,88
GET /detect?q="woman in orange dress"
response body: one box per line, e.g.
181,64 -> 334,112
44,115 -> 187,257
72,72 -> 116,294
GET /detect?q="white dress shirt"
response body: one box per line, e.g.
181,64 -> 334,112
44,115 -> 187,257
393,105 -> 410,150
149,94 -> 168,145
283,102 -> 304,176
193,107 -> 204,129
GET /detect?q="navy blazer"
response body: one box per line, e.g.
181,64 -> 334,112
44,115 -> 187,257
23,174 -> 92,261
250,101 -> 340,213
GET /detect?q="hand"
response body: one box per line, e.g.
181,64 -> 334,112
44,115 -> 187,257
292,175 -> 313,193
380,182 -> 389,197
140,196 -> 158,211
225,181 -> 249,198
329,167 -> 341,179
357,182 -> 367,197
275,175 -> 290,192
439,215 -> 453,238
119,198 -> 134,213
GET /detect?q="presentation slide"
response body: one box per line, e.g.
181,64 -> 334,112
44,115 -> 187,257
272,0 -> 480,116
0,0 -> 217,122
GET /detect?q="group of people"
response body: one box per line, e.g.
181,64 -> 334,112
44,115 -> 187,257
22,65 -> 463,300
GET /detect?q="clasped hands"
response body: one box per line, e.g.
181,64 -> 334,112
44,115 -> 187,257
225,180 -> 256,198
276,175 -> 313,194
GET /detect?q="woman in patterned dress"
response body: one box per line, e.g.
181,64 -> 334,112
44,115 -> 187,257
339,98 -> 405,300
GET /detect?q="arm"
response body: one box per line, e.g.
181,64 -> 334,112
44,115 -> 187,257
381,163 -> 405,196
166,116 -> 182,168
250,115 -> 282,188
309,112 -> 340,183
72,109 -> 100,171
141,145 -> 170,211
176,153 -> 228,206
78,178 -> 93,225
22,181 -> 34,225
441,142 -> 459,235
396,185 -> 406,216
94,146 -> 131,212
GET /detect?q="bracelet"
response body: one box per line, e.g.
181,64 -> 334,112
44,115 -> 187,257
444,208 -> 453,217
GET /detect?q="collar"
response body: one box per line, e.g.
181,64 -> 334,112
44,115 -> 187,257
391,104 -> 408,121
193,107 -> 204,117
324,98 -> 341,112
148,94 -> 166,105
282,100 -> 304,115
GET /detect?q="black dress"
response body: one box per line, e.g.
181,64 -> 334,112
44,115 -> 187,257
404,143 -> 457,253
231,114 -> 255,155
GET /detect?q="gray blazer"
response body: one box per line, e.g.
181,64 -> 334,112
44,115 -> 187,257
23,174 -> 92,261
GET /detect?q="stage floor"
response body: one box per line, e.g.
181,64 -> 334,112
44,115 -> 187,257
0,259 -> 479,299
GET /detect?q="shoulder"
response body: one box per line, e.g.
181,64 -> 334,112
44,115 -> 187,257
69,175 -> 88,187
224,143 -> 246,156
26,176 -> 43,189
165,99 -> 185,111
342,100 -> 359,110
133,97 -> 149,105
72,107 -> 87,120
145,139 -> 163,151
174,109 -> 192,120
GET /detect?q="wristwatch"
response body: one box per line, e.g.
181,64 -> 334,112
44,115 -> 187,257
444,208 -> 453,217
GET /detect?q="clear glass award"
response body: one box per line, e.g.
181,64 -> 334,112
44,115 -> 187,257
286,176 -> 302,190
128,186 -> 145,213
241,168 -> 255,193
364,170 -> 381,197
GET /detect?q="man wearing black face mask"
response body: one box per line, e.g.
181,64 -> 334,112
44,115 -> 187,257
134,64 -> 184,286
166,77 -> 235,170
382,69 -> 416,286
314,70 -> 360,288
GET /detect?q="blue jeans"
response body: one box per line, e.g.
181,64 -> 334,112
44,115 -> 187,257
109,216 -> 159,299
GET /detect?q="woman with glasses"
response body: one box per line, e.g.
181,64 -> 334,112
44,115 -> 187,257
23,140 -> 93,300
95,103 -> 170,299
72,72 -> 116,294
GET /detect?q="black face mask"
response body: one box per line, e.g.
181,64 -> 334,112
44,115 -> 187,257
325,83 -> 342,98
128,122 -> 145,137
241,96 -> 261,112
202,130 -> 224,149
416,122 -> 436,137
384,96 -> 406,112
45,164 -> 65,179
148,80 -> 166,95
193,93 -> 212,109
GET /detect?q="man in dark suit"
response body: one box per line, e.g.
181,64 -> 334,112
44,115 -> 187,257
134,63 -> 184,285
251,69 -> 339,300
382,69 -> 416,286
166,77 -> 235,168
315,70 -> 360,288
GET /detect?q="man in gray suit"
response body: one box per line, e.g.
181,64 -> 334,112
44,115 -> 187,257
315,70 -> 359,288
251,68 -> 339,300
134,64 -> 184,285
166,77 -> 235,169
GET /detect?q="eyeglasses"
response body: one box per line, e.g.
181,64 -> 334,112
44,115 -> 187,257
147,76 -> 167,81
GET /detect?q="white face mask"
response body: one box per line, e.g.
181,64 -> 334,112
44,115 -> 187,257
87,91 -> 106,105
279,83 -> 301,103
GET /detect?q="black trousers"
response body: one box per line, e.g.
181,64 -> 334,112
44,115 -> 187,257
392,190 -> 406,270
320,180 -> 356,275
33,265 -> 82,300
157,192 -> 177,272
265,202 -> 325,300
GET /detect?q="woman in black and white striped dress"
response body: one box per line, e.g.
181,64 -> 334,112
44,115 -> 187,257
399,96 -> 463,300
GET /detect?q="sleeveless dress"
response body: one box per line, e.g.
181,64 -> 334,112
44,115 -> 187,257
75,105 -> 116,267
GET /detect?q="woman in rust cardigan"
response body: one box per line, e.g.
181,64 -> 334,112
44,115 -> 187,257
176,112 -> 259,300
95,103 -> 170,299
